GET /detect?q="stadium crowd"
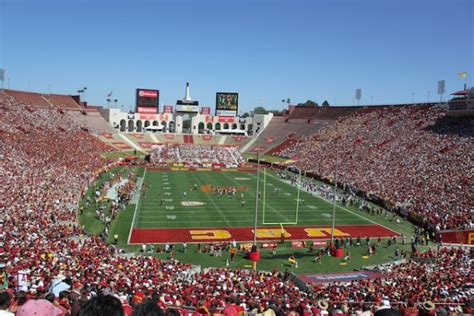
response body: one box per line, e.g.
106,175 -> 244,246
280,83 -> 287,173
0,93 -> 472,315
150,144 -> 244,167
278,105 -> 473,231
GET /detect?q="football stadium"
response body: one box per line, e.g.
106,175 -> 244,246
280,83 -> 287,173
0,0 -> 473,315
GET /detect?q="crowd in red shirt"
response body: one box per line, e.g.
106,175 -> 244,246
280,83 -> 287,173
0,93 -> 472,315
277,105 -> 473,231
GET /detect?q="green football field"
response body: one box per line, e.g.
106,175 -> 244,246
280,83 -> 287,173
133,167 -> 373,229
80,166 -> 419,273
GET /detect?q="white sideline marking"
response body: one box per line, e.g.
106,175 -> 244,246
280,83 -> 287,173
127,168 -> 147,244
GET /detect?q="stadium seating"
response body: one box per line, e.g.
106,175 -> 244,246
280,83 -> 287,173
247,117 -> 330,154
67,108 -> 116,134
280,105 -> 473,231
0,91 -> 472,315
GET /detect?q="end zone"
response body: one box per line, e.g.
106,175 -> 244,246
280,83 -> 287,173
128,224 -> 400,244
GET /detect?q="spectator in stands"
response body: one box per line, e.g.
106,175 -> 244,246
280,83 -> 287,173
78,295 -> 124,316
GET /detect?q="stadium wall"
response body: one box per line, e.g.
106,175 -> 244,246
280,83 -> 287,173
437,229 -> 474,245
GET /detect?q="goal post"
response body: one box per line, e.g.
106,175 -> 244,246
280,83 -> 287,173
261,167 -> 301,225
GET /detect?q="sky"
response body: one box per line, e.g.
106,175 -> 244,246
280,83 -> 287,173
0,0 -> 473,113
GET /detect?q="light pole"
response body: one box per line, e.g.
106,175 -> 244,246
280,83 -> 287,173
253,114 -> 262,246
330,146 -> 339,244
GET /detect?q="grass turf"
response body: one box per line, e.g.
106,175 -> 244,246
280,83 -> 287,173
80,166 -> 421,274
134,168 -> 376,229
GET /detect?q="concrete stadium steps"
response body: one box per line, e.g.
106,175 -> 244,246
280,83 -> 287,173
97,132 -> 134,151
67,110 -> 116,134
192,134 -> 218,145
265,138 -> 298,155
154,133 -> 184,144
43,94 -> 83,110
247,118 -> 331,154
223,135 -> 252,147
97,132 -> 254,151
3,89 -> 52,108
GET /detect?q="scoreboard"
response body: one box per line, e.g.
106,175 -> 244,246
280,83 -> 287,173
216,92 -> 238,116
136,89 -> 159,113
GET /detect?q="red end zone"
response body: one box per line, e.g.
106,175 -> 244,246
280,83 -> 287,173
129,224 -> 399,244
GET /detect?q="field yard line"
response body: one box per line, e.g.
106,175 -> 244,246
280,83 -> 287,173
220,171 -> 292,223
264,171 -> 401,235
127,168 -> 147,244
189,171 -> 232,227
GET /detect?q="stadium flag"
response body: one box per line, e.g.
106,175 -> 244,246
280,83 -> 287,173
0,69 -> 5,81
107,91 -> 113,97
458,72 -> 467,78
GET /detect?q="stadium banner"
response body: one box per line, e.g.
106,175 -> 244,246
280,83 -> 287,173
136,88 -> 159,112
218,116 -> 235,123
217,110 -> 238,117
139,113 -> 156,120
137,107 -> 157,114
216,92 -> 238,116
437,229 -> 474,245
176,104 -> 199,113
163,105 -> 174,113
312,240 -> 327,247
201,107 -> 211,115
261,242 -> 278,248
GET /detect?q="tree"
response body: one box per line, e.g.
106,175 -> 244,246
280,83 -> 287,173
241,112 -> 250,118
322,100 -> 330,107
296,100 -> 318,107
254,106 -> 267,114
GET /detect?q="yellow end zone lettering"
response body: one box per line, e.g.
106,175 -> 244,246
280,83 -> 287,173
190,230 -> 232,240
304,228 -> 350,237
252,229 -> 291,238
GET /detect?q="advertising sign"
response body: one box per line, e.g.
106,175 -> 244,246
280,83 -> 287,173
176,104 -> 199,113
163,105 -> 174,113
137,107 -> 157,114
218,116 -> 235,123
201,107 -> 211,115
139,113 -> 157,120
